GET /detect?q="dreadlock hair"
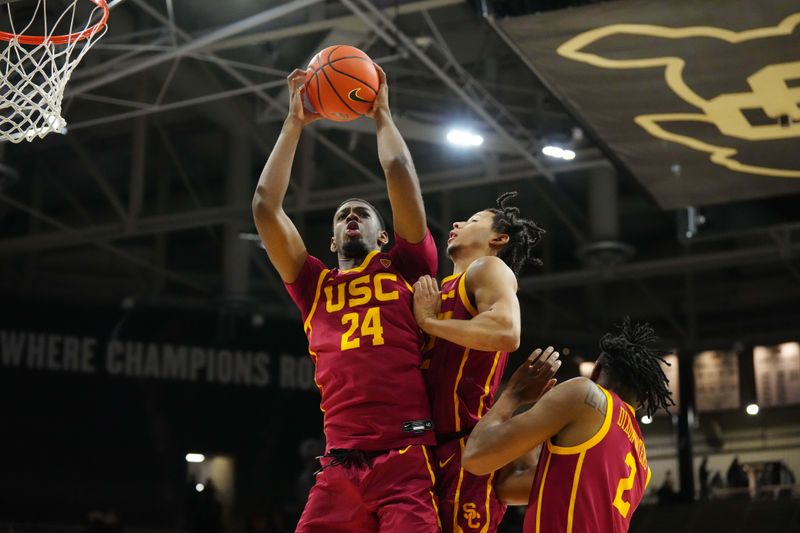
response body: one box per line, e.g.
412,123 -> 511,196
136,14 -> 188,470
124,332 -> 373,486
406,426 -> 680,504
487,191 -> 546,277
596,317 -> 675,417
337,198 -> 386,230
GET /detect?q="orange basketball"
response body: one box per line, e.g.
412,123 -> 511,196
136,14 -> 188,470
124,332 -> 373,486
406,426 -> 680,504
304,45 -> 379,122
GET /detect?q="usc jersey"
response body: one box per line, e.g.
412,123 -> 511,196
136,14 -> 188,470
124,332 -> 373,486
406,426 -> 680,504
525,385 -> 651,532
285,232 -> 437,452
422,272 -> 509,437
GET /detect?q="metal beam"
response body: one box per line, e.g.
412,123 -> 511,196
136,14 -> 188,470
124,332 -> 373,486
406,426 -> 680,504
67,136 -> 128,223
205,0 -> 464,52
340,0 -> 589,245
0,193 -> 208,292
68,0 -> 326,96
0,157 -> 604,255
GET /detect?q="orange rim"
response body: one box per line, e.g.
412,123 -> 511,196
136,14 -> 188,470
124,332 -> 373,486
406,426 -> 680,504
0,0 -> 108,45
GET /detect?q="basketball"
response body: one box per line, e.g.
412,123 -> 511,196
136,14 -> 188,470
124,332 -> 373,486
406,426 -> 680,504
304,45 -> 380,122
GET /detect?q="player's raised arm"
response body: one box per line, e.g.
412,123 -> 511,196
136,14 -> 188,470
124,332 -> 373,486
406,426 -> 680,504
367,64 -> 427,243
252,69 -> 320,283
462,347 -> 566,475
414,256 -> 521,352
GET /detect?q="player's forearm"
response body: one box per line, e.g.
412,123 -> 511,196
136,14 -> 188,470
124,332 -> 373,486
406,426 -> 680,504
420,313 -> 520,352
252,118 -> 303,215
462,393 -> 520,474
374,108 -> 426,241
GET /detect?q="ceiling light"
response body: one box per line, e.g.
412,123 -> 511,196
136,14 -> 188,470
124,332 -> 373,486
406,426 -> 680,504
542,145 -> 576,160
447,128 -> 484,147
746,403 -> 759,416
641,415 -> 653,425
185,453 -> 205,463
195,483 -> 205,492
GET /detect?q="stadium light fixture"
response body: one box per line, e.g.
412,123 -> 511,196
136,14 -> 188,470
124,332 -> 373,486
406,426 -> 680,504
446,128 -> 484,147
746,403 -> 759,416
185,453 -> 205,463
195,483 -> 205,492
542,145 -> 576,160
640,415 -> 653,425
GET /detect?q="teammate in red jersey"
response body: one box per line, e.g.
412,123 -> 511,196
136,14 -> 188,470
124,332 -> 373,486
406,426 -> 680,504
252,67 -> 439,532
463,319 -> 675,532
412,192 -> 546,533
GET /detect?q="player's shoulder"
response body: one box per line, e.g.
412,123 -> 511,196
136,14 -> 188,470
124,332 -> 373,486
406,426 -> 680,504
548,377 -> 600,406
465,256 -> 516,286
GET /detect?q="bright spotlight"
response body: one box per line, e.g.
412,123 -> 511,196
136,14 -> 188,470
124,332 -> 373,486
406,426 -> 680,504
185,453 -> 205,463
447,128 -> 484,147
195,483 -> 205,492
542,145 -> 576,160
746,403 -> 759,416
641,415 -> 653,425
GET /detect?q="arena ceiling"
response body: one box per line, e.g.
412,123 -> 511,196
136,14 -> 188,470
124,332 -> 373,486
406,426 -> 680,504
0,0 -> 798,351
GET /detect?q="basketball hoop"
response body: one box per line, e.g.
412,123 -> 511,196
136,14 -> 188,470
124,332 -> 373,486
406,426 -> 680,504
0,0 -> 109,143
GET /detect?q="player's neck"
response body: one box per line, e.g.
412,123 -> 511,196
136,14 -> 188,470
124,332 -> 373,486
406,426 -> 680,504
337,252 -> 370,270
450,250 -> 488,276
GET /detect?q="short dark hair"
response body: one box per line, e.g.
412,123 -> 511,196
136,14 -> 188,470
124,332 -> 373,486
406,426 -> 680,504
597,317 -> 675,417
487,191 -> 546,277
336,198 -> 386,230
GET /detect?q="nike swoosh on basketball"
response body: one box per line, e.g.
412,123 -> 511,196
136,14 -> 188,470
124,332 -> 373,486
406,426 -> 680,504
439,454 -> 456,468
348,88 -> 371,104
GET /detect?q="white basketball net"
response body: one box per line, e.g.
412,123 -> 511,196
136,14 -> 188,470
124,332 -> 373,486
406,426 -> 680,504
0,0 -> 108,143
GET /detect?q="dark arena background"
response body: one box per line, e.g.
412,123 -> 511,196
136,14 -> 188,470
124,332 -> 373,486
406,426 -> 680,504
1,0 -> 798,532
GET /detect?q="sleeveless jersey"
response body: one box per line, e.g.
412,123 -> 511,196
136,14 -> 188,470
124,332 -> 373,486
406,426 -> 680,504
525,386 -> 651,533
285,231 -> 437,452
422,272 -> 509,436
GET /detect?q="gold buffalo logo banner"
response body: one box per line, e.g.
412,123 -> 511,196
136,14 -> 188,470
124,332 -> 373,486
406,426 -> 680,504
498,0 -> 800,208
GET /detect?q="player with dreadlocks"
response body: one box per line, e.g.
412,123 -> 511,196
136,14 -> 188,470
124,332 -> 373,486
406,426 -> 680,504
463,318 -> 674,533
412,191 -> 546,533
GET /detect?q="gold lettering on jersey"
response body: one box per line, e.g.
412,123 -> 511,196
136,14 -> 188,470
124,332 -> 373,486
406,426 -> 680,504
617,407 -> 648,472
374,273 -> 399,301
325,273 -> 401,313
324,284 -> 346,313
462,503 -> 481,528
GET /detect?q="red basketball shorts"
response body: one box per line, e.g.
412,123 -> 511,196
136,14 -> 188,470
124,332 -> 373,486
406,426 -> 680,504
434,438 -> 506,533
296,444 -> 441,533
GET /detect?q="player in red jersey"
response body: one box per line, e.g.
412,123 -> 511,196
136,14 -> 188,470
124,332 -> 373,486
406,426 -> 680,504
412,192 -> 546,533
252,67 -> 439,532
463,319 -> 674,532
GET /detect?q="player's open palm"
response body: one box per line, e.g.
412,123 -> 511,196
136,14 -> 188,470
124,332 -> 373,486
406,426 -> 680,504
506,346 -> 561,405
286,68 -> 320,126
413,275 -> 441,327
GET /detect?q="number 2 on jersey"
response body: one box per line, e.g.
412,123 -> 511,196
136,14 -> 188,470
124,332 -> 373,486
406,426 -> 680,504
341,307 -> 385,351
613,452 -> 637,518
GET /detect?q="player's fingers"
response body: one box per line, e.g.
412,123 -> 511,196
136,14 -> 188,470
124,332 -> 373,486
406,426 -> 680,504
373,63 -> 386,82
528,348 -> 543,363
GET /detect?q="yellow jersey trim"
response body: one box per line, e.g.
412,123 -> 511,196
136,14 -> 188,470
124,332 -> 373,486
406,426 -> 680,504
566,451 -> 587,533
441,272 -> 460,285
481,471 -> 495,533
645,467 -> 652,488
421,445 -> 443,530
339,250 -> 380,273
303,268 -> 330,334
535,450 -> 553,533
458,273 -> 478,316
453,347 -> 471,432
477,351 -> 502,418
453,439 -> 466,533
547,385 -> 613,455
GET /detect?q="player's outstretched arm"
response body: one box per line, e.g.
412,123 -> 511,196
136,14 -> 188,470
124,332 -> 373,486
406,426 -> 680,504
462,347 -> 566,475
414,257 -> 521,352
252,69 -> 320,283
367,65 -> 426,243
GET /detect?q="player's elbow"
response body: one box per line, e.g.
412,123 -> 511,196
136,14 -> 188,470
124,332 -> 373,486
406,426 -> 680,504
461,449 -> 492,476
494,329 -> 520,352
252,186 -> 278,217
